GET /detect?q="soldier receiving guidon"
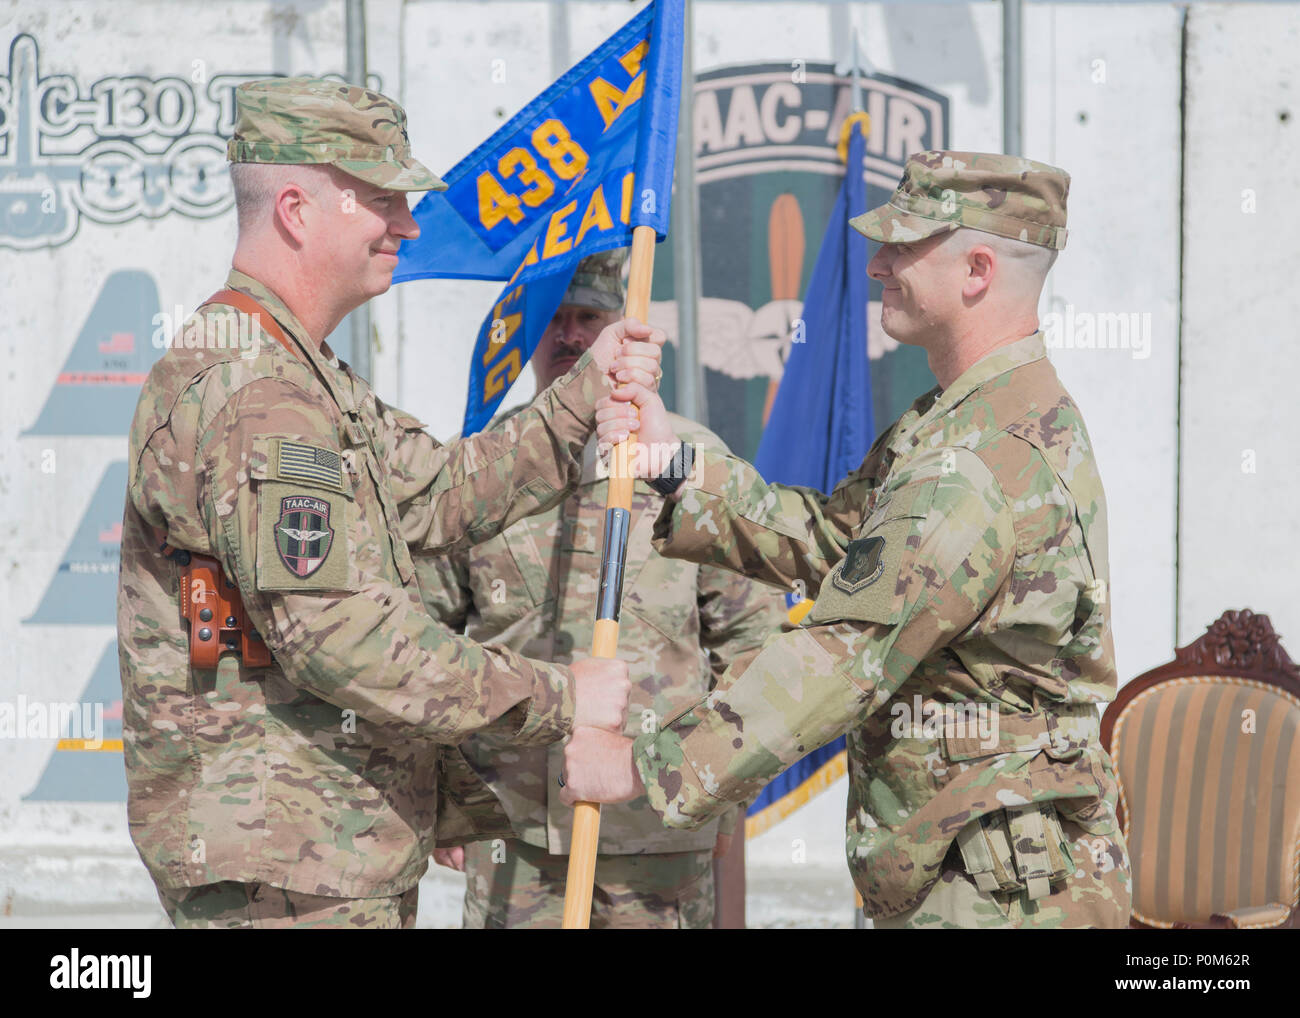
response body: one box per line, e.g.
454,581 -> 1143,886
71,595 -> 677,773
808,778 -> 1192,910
564,151 -> 1133,929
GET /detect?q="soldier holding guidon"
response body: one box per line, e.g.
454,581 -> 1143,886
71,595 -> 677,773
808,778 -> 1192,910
566,151 -> 1134,929
117,78 -> 664,928
424,250 -> 786,928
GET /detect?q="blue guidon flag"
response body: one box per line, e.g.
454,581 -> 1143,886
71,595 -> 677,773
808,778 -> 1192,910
395,0 -> 684,435
745,115 -> 876,839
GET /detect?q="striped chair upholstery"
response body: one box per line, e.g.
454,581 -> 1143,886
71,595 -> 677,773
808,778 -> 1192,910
1102,610 -> 1300,929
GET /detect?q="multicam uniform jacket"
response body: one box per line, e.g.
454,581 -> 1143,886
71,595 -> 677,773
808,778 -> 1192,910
419,413 -> 786,855
118,269 -> 608,898
634,334 -> 1130,920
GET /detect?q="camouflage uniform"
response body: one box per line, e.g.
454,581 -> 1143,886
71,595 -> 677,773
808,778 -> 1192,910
117,79 -> 609,928
631,153 -> 1132,928
420,255 -> 785,929
158,881 -> 420,930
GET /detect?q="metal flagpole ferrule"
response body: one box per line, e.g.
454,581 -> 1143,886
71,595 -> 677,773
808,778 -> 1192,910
596,508 -> 631,622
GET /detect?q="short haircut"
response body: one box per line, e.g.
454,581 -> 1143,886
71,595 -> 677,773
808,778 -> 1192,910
228,162 -> 328,234
945,229 -> 1059,296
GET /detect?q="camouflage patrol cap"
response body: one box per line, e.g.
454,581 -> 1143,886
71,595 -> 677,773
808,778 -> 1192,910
850,151 -> 1069,250
563,248 -> 627,312
227,77 -> 446,192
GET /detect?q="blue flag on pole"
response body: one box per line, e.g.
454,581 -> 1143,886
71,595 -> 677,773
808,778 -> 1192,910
745,119 -> 875,838
394,0 -> 684,435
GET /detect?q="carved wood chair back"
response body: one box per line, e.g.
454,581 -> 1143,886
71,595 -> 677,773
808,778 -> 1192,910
1101,610 -> 1300,929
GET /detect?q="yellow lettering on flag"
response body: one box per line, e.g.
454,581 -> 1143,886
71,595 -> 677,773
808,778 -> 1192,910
532,119 -> 588,180
618,39 -> 649,77
477,170 -> 524,229
574,185 -> 614,246
587,38 -> 649,131
482,314 -> 523,364
499,148 -> 555,208
542,200 -> 578,259
507,242 -> 540,287
589,74 -> 646,131
484,347 -> 522,400
492,285 -> 524,319
619,171 -> 634,225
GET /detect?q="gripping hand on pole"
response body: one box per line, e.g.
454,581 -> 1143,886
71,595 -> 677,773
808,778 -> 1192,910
559,226 -> 672,929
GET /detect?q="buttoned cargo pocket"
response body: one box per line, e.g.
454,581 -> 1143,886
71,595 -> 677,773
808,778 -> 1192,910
1055,537 -> 1107,659
465,530 -> 549,627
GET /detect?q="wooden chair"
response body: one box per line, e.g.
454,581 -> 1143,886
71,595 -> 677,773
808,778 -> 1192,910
1101,609 -> 1300,929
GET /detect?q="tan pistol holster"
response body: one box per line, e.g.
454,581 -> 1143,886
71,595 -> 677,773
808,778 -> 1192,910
954,802 -> 1076,900
163,544 -> 273,670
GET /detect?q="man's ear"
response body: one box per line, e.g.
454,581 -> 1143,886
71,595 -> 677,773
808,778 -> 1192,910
964,243 -> 996,299
272,179 -> 318,247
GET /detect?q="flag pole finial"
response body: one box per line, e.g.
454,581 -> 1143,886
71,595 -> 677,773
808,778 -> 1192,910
836,28 -> 871,163
851,27 -> 863,113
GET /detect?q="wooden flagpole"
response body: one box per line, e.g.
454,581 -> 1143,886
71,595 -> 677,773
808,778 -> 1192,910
561,224 -> 658,929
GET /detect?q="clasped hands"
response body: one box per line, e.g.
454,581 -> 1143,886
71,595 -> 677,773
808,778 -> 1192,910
588,318 -> 682,492
565,317 -> 677,806
432,320 -> 675,875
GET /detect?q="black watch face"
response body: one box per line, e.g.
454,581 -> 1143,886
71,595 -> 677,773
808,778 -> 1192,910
650,471 -> 684,496
653,443 -> 692,494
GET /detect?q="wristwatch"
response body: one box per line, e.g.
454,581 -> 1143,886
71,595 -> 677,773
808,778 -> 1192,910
648,441 -> 695,497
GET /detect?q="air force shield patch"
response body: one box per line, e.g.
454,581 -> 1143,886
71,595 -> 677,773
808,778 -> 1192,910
833,535 -> 886,595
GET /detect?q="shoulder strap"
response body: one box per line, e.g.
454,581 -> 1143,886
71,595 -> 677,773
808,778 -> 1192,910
201,288 -> 301,362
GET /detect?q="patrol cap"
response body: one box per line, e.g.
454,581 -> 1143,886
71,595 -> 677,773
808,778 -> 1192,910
850,150 -> 1069,250
227,77 -> 446,192
562,248 -> 627,312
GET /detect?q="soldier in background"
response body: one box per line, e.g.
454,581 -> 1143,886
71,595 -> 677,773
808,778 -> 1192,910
565,152 -> 1133,928
117,79 -> 662,928
424,251 -> 785,928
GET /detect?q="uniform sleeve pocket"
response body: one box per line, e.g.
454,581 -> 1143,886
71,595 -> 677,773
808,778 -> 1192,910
250,437 -> 355,592
808,513 -> 923,627
806,480 -> 934,628
255,482 -> 355,591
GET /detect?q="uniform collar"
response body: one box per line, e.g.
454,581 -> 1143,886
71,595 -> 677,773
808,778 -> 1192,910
224,268 -> 360,415
887,332 -> 1046,457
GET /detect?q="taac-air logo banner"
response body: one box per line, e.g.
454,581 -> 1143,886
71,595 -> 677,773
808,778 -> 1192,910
648,62 -> 949,462
693,63 -> 946,188
275,496 -> 335,578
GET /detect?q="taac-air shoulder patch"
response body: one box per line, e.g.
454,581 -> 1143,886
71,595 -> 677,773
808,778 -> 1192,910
275,494 -> 335,578
252,437 -> 352,591
257,483 -> 351,590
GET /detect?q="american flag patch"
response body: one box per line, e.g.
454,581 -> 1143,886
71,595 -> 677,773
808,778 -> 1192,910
278,441 -> 343,489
